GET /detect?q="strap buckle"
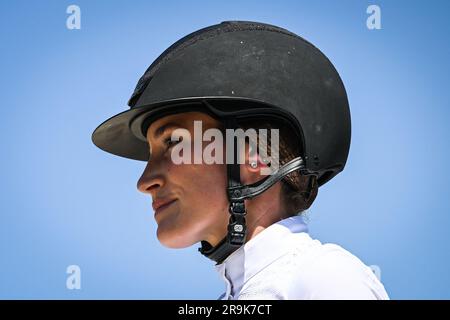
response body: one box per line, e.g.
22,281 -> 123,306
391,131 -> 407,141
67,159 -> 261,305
227,202 -> 247,246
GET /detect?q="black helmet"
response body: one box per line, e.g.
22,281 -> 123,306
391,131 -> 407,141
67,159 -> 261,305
92,21 -> 351,264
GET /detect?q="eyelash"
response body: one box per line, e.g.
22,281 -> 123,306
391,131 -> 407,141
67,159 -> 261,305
164,136 -> 181,148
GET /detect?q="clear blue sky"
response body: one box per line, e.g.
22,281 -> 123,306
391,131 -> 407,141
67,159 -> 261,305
1,0 -> 449,299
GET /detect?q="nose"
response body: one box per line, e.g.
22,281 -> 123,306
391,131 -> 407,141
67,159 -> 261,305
137,162 -> 164,196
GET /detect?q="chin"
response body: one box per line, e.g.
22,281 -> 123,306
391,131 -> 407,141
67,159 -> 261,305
156,227 -> 194,249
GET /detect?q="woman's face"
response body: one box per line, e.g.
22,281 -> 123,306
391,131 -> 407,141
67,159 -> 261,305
137,111 -> 230,249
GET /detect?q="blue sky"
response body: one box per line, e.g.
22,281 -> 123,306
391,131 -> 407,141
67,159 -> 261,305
0,0 -> 449,299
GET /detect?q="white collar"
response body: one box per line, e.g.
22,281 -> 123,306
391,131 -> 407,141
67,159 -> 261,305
214,214 -> 309,296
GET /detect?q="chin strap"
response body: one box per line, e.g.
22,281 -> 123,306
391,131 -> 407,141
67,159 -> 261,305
198,116 -> 306,264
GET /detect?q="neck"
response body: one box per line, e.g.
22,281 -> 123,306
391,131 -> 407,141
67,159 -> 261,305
202,184 -> 287,247
244,185 -> 287,243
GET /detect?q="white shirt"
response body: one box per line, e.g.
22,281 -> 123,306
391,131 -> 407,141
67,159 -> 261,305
215,215 -> 389,300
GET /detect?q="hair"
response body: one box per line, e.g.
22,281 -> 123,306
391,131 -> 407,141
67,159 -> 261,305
236,118 -> 319,217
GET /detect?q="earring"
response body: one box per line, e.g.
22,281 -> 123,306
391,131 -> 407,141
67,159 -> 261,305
250,161 -> 258,169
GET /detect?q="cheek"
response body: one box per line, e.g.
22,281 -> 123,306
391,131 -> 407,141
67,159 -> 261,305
188,165 -> 229,235
196,163 -> 226,191
177,163 -> 228,207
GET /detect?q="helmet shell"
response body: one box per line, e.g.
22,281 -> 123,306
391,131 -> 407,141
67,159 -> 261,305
92,21 -> 351,186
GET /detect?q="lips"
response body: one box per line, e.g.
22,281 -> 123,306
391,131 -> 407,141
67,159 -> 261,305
152,198 -> 177,215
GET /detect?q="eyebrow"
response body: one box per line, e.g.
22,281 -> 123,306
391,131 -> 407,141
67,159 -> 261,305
152,122 -> 182,139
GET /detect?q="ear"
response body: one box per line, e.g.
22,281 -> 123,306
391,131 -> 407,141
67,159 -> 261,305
239,141 -> 271,184
244,153 -> 270,173
241,139 -> 268,171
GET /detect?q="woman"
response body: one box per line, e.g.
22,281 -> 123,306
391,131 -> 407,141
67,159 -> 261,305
92,21 -> 389,299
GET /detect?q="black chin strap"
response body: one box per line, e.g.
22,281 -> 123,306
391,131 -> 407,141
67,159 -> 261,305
198,116 -> 306,264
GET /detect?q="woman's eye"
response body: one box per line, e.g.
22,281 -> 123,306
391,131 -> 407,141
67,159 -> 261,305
164,136 -> 181,148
